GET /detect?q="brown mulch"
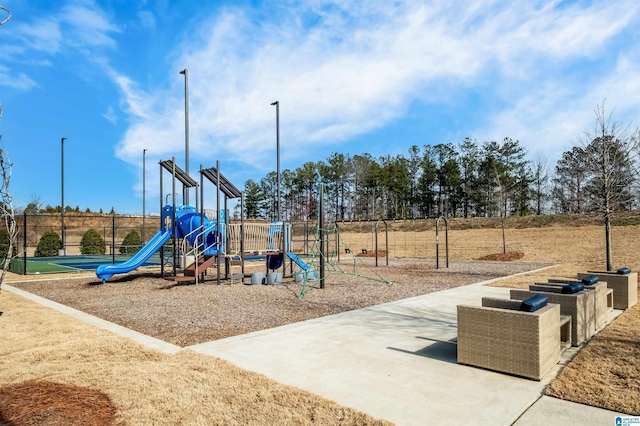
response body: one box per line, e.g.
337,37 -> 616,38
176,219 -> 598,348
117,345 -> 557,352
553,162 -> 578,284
7,260 -> 547,347
476,251 -> 525,261
0,381 -> 119,426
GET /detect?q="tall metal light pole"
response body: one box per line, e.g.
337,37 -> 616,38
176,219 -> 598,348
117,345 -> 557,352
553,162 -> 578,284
142,148 -> 147,244
61,137 -> 67,255
180,68 -> 190,205
270,101 -> 280,221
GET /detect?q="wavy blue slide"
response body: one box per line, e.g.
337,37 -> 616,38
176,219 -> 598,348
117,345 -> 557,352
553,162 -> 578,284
96,230 -> 172,282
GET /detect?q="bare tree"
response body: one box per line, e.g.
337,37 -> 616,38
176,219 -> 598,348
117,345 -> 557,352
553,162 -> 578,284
578,100 -> 640,270
0,147 -> 18,288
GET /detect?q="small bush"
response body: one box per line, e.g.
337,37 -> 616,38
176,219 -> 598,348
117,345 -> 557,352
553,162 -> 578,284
34,231 -> 62,257
80,229 -> 106,255
0,228 -> 17,259
120,230 -> 141,254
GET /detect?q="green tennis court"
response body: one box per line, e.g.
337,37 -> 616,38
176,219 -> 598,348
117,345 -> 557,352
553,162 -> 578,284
10,255 -> 162,275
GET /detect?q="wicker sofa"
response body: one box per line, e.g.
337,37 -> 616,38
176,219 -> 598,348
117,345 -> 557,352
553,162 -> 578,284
578,271 -> 638,310
510,287 -> 594,346
457,297 -> 570,381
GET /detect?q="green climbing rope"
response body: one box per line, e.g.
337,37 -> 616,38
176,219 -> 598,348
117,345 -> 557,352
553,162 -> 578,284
296,223 -> 392,299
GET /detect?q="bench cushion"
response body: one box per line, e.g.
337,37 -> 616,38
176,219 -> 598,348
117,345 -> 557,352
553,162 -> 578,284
520,294 -> 548,312
561,282 -> 584,294
581,275 -> 599,285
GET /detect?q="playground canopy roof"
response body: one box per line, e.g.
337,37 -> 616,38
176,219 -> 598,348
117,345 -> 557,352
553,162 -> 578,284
160,160 -> 198,187
201,167 -> 242,199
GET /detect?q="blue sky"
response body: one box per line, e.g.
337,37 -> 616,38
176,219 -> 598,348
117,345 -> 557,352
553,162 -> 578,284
1,0 -> 640,214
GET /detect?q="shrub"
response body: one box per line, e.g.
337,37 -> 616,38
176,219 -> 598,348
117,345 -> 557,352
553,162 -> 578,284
120,230 -> 141,254
0,228 -> 17,259
34,231 -> 62,257
80,229 -> 106,255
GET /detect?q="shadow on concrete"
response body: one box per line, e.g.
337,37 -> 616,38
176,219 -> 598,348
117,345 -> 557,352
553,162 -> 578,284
388,337 -> 458,364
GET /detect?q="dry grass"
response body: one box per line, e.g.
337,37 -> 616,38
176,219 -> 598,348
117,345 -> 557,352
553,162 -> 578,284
339,224 -> 640,266
545,302 -> 640,415
0,290 -> 392,425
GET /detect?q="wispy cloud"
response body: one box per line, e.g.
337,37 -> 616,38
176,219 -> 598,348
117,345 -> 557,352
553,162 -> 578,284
61,1 -> 120,49
0,0 -> 119,91
0,65 -> 37,90
113,0 -> 640,171
102,106 -> 117,124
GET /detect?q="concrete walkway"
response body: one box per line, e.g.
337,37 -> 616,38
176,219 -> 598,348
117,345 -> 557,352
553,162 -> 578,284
4,274 -> 626,425
186,279 -> 624,425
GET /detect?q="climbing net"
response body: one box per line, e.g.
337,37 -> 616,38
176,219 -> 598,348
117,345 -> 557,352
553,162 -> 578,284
295,222 -> 392,299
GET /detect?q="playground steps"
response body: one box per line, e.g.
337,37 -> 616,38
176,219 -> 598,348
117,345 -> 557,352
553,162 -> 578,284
184,255 -> 218,277
168,254 -> 244,284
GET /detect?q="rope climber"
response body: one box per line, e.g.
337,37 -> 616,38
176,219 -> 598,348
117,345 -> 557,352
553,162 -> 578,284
295,223 -> 392,299
0,4 -> 11,25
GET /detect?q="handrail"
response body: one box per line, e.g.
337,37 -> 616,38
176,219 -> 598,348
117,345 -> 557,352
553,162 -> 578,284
181,221 -> 222,282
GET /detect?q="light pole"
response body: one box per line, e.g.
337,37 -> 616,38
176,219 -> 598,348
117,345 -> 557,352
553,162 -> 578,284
142,148 -> 147,244
270,100 -> 280,221
61,137 -> 67,255
179,68 -> 190,205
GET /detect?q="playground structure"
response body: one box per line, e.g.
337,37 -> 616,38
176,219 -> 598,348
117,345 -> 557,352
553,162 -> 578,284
95,172 -> 393,299
96,158 -> 298,285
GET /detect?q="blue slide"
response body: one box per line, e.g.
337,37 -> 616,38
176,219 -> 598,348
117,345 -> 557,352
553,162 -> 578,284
96,230 -> 171,282
287,252 -> 310,271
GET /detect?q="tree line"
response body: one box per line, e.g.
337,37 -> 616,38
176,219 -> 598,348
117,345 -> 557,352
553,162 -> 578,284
240,137 -> 543,221
240,121 -> 640,226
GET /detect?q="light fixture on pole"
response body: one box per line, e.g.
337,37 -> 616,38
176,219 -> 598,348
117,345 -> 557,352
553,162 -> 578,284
142,148 -> 147,244
180,68 -> 190,205
61,137 -> 67,256
270,100 -> 280,221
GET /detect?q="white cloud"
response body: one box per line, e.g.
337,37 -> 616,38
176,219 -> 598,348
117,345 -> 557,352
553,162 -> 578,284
0,65 -> 37,90
7,19 -> 63,55
0,0 -> 119,92
102,106 -> 117,124
113,0 -> 640,173
61,1 -> 120,48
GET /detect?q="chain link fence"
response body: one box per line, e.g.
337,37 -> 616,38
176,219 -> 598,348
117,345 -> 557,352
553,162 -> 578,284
9,213 -> 161,274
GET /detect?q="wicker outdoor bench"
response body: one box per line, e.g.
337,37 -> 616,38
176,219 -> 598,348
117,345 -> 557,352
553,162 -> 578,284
510,287 -> 594,347
457,297 -> 569,381
547,279 -> 612,329
578,271 -> 638,310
